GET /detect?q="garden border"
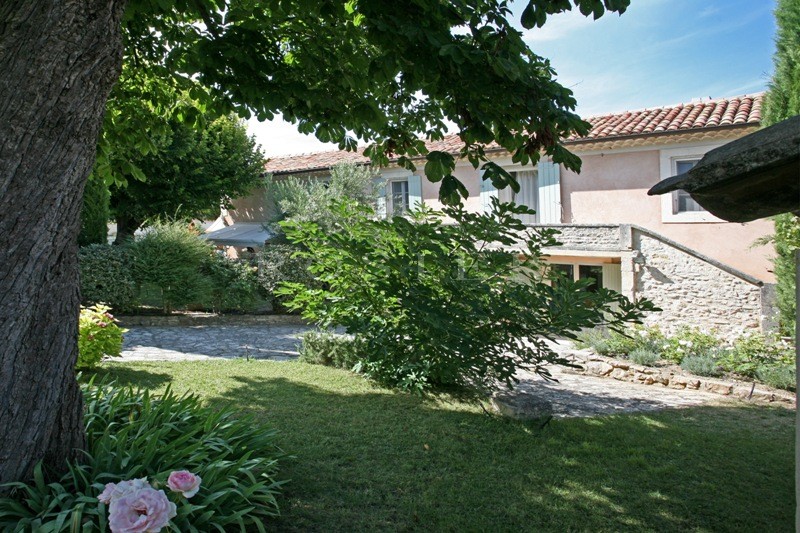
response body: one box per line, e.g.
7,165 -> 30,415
561,348 -> 796,405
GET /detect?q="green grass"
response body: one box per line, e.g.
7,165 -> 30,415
93,360 -> 794,532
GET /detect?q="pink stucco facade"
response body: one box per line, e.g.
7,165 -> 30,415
408,140 -> 774,283
559,149 -> 774,282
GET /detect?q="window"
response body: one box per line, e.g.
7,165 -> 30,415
578,265 -> 603,293
672,159 -> 704,214
658,145 -> 723,223
549,263 -> 574,285
387,179 -> 409,216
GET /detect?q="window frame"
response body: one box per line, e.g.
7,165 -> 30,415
386,178 -> 410,217
658,145 -> 725,223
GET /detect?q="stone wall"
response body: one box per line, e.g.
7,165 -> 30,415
533,224 -> 621,251
571,350 -> 794,405
632,229 -> 764,337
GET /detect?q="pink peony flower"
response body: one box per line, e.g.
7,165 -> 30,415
108,486 -> 176,533
167,470 -> 202,498
99,478 -> 151,504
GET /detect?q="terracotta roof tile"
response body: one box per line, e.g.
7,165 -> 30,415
265,94 -> 763,174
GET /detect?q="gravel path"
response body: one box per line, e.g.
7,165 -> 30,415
120,325 -> 728,417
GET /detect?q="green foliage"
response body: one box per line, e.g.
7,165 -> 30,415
110,114 -> 265,238
78,177 -> 110,247
756,364 -> 796,391
79,245 -> 138,313
201,252 -> 265,313
129,221 -> 215,313
78,305 -> 127,370
717,332 -> 795,378
628,348 -> 660,367
762,0 -> 800,335
658,327 -> 720,364
680,355 -> 722,378
256,244 -> 319,312
269,162 -> 380,237
0,381 -> 283,531
763,0 -> 800,126
109,0 -> 632,206
299,330 -> 364,370
771,213 -> 800,335
577,326 -> 663,357
279,199 -> 654,393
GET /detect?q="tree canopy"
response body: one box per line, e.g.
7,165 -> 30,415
117,0 -> 630,202
111,114 -> 265,241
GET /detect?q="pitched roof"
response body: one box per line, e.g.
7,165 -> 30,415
265,94 -> 762,174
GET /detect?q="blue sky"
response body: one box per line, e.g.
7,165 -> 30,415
248,0 -> 776,156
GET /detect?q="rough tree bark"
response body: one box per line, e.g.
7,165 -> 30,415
0,0 -> 127,488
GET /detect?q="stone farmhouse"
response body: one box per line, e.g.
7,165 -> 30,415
207,94 -> 775,335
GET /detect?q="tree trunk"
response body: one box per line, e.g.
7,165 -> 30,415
0,0 -> 126,488
114,210 -> 142,245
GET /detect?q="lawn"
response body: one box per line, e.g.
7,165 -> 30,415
95,360 -> 794,532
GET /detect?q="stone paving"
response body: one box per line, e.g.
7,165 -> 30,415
120,325 -> 731,418
121,325 -> 308,362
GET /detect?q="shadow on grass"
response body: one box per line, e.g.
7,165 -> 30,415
203,373 -> 794,532
82,364 -> 173,390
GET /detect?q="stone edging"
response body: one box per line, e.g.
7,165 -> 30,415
116,313 -> 309,328
563,349 -> 795,405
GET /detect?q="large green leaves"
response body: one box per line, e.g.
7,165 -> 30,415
117,0 -> 631,204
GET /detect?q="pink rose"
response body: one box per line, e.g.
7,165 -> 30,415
99,478 -> 151,504
108,486 -> 176,533
167,470 -> 202,498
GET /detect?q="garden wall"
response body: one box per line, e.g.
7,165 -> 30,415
631,227 -> 767,337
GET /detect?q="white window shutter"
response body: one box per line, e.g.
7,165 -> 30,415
602,264 -> 622,293
375,178 -> 387,218
536,159 -> 561,223
408,175 -> 422,211
479,170 -> 497,214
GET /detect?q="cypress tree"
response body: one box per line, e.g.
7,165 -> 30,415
763,0 -> 800,334
78,177 -> 110,246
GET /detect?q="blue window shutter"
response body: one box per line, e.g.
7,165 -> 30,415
375,178 -> 387,218
479,170 -> 497,214
408,175 -> 422,211
536,159 -> 561,223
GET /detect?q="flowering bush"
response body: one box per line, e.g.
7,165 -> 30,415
166,471 -> 202,499
99,478 -> 177,532
658,326 -> 720,364
78,304 -> 127,369
0,381 -> 283,531
97,472 -> 202,532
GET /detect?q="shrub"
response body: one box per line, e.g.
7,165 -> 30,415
659,327 -> 720,364
299,330 -> 364,370
718,332 -> 795,378
577,326 -> 663,357
129,220 -> 215,313
756,364 -> 796,391
268,162 -> 380,237
279,199 -> 655,394
201,252 -> 265,313
256,244 -> 319,312
680,355 -> 722,377
0,381 -> 283,531
79,244 -> 138,312
628,348 -> 660,366
77,304 -> 127,369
